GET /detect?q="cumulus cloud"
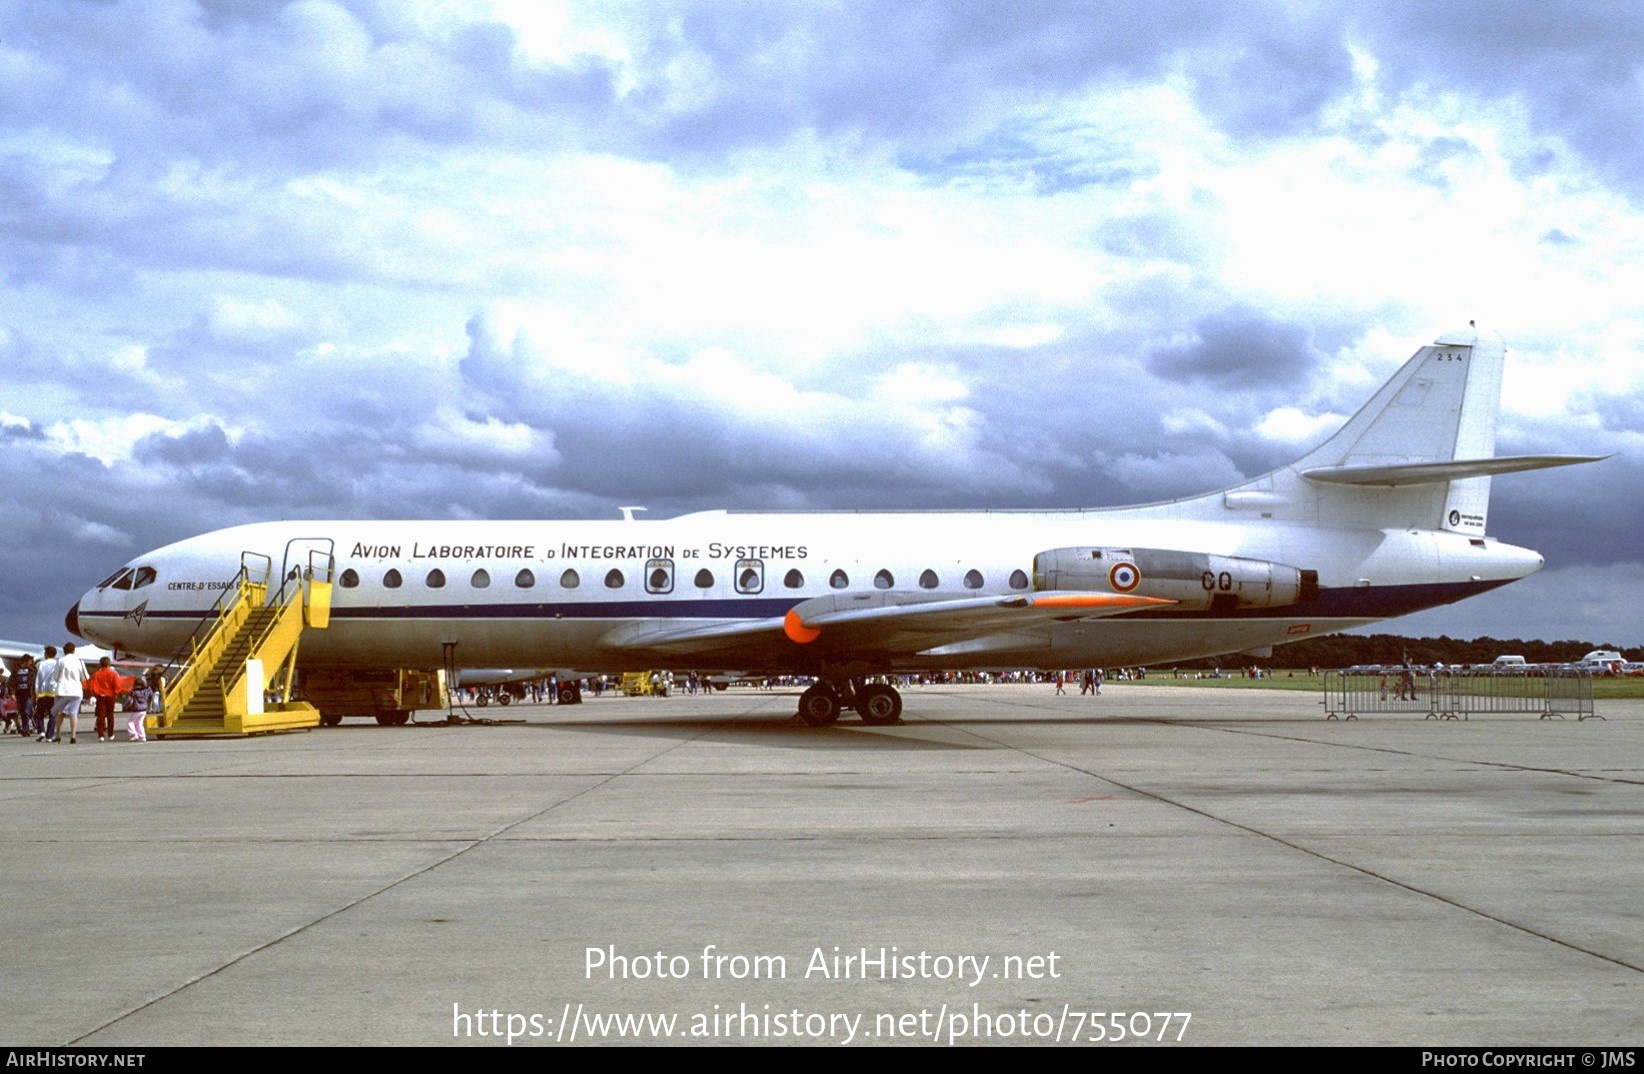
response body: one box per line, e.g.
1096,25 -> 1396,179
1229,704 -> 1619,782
0,0 -> 1640,645
1147,307 -> 1322,387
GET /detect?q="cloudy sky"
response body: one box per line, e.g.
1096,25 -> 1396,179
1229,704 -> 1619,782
1,1 -> 1639,650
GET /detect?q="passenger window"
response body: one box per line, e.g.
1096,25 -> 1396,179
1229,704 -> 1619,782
646,559 -> 674,594
426,569 -> 446,588
918,569 -> 938,589
963,569 -> 983,589
604,569 -> 625,589
515,569 -> 535,588
339,569 -> 360,588
784,569 -> 804,589
874,569 -> 894,590
735,558 -> 763,594
471,569 -> 491,589
829,569 -> 849,589
694,568 -> 714,589
1009,569 -> 1029,590
384,569 -> 403,589
560,569 -> 580,589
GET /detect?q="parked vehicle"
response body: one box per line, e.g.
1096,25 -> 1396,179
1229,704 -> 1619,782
1576,650 -> 1626,675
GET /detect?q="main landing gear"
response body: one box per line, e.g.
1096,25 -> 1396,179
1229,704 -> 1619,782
796,679 -> 903,727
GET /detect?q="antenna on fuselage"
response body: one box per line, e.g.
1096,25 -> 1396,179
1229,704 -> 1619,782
618,506 -> 647,522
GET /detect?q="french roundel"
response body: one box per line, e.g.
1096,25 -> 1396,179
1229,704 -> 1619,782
1108,561 -> 1141,592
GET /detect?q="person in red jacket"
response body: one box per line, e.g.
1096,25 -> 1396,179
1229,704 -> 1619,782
87,657 -> 123,743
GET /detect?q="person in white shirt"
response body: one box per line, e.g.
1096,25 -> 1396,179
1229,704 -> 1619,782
51,642 -> 89,744
35,647 -> 58,741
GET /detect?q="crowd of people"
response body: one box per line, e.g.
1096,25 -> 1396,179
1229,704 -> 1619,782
1,644 -> 161,743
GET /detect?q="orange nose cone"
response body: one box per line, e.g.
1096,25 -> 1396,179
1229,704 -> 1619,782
783,608 -> 820,644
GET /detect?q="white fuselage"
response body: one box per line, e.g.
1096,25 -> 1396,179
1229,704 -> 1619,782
69,508 -> 1542,674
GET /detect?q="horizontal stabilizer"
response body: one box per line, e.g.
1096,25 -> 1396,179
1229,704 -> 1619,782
1301,454 -> 1607,488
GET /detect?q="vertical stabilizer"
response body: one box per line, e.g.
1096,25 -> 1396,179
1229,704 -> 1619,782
1213,325 -> 1509,533
1438,330 -> 1505,534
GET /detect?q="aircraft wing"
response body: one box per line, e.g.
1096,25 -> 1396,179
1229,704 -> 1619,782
601,591 -> 1172,660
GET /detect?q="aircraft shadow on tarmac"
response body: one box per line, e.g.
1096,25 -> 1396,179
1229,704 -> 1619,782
344,706 -> 1344,750
349,711 -> 987,750
523,716 -> 987,751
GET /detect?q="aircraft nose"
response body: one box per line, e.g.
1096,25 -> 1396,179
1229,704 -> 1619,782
65,600 -> 82,639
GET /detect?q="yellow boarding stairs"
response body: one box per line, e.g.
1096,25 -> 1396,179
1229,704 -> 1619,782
152,551 -> 333,737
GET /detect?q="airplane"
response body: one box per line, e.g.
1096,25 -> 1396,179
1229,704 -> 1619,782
1,639 -> 153,709
66,324 -> 1604,726
2,639 -> 137,677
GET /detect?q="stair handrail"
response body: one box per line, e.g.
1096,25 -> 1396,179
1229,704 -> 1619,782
210,548 -> 334,708
158,552 -> 272,673
156,552 -> 272,718
213,583 -> 307,707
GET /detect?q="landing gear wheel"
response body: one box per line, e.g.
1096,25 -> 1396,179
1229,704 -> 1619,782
375,711 -> 410,726
856,684 -> 902,725
558,682 -> 582,705
797,685 -> 841,727
498,692 -> 512,706
475,692 -> 490,707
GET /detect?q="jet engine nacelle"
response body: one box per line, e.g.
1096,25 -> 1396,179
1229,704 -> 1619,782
1032,547 -> 1316,611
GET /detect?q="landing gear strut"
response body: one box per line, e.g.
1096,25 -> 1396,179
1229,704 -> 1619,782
796,678 -> 902,726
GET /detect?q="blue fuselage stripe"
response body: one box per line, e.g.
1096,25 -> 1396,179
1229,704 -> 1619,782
79,580 -> 1508,627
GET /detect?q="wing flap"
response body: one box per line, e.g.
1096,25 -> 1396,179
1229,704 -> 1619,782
601,591 -> 1172,660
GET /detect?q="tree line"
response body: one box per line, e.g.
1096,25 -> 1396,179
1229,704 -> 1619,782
1166,634 -> 1636,670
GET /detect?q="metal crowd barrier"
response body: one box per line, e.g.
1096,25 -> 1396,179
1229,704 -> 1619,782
1322,668 -> 1597,721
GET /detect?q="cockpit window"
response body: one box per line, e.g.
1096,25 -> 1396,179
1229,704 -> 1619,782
97,568 -> 133,590
131,566 -> 157,589
103,568 -> 135,591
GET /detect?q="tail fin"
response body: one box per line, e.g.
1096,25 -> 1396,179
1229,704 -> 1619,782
1216,325 -> 1600,533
